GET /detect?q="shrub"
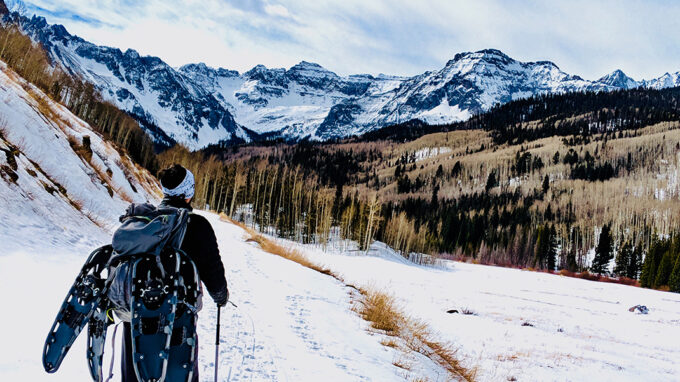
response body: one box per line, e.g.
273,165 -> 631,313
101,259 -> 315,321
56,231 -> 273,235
0,164 -> 18,183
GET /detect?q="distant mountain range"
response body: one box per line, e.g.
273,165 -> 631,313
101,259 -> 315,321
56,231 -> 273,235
6,8 -> 680,149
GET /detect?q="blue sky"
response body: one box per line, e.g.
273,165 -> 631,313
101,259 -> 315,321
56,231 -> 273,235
16,0 -> 680,80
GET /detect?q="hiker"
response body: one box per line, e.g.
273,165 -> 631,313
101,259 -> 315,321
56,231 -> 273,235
120,164 -> 229,382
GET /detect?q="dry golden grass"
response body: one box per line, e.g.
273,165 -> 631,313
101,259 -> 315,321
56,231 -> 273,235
221,214 -> 333,276
247,233 -> 334,276
392,356 -> 412,371
381,338 -> 400,348
357,288 -> 477,382
357,290 -> 401,334
27,88 -> 59,124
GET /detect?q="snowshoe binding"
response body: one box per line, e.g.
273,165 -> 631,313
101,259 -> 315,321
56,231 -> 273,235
165,250 -> 200,382
86,300 -> 114,382
129,250 -> 181,382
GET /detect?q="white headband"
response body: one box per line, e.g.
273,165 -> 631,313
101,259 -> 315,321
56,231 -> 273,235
162,169 -> 195,199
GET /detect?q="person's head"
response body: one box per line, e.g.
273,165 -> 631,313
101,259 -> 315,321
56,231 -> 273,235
159,164 -> 195,203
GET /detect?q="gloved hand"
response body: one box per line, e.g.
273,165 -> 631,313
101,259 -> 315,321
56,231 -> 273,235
215,287 -> 229,307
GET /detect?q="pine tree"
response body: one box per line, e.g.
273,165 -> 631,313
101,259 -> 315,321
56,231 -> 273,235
627,243 -> 643,279
640,239 -> 663,288
542,175 -> 550,194
669,256 -> 680,293
435,164 -> 444,178
591,224 -> 613,275
451,161 -> 462,177
654,251 -> 673,288
534,225 -> 551,269
547,225 -> 557,271
613,241 -> 632,277
431,184 -> 439,208
485,171 -> 498,192
566,247 -> 578,272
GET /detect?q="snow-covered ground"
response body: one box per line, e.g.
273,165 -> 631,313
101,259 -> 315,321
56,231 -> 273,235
287,239 -> 680,382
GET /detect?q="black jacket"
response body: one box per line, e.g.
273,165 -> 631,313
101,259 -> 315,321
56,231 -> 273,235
159,197 -> 228,304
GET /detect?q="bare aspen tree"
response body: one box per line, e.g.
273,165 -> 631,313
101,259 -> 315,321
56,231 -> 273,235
316,188 -> 335,250
252,161 -> 266,228
363,193 -> 382,252
230,164 -> 246,218
267,168 -> 278,234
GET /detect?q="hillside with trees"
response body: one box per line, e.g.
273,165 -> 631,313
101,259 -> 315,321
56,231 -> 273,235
165,86 -> 680,293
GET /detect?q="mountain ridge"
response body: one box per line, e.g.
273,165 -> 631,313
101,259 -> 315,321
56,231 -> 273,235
5,5 -> 680,149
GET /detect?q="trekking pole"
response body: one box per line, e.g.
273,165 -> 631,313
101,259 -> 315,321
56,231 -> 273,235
215,304 -> 221,382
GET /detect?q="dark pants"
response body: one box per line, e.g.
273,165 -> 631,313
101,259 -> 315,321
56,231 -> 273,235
121,322 -> 199,382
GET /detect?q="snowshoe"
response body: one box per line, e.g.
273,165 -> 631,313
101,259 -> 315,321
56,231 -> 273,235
165,251 -> 200,382
129,251 -> 181,382
43,245 -> 113,373
86,301 -> 114,382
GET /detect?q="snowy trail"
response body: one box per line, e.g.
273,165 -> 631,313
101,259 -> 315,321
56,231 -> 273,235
195,212 -> 407,381
0,212 -> 411,382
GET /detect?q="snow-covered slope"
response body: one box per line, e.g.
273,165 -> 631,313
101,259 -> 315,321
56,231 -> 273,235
0,60 -> 160,253
8,8 -> 680,148
288,239 -> 680,382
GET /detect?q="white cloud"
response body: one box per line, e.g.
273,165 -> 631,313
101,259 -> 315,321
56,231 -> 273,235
264,4 -> 291,18
22,0 -> 680,81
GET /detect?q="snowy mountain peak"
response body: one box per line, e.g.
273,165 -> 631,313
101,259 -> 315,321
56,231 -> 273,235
123,48 -> 140,59
533,60 -> 560,69
181,62 -> 238,77
647,72 -> 680,89
472,48 -> 515,63
289,60 -> 329,72
598,69 -> 638,89
447,49 -> 516,68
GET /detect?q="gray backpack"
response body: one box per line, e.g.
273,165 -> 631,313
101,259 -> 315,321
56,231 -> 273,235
106,203 -> 191,321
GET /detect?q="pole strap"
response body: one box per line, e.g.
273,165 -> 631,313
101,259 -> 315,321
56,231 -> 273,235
104,322 -> 122,382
